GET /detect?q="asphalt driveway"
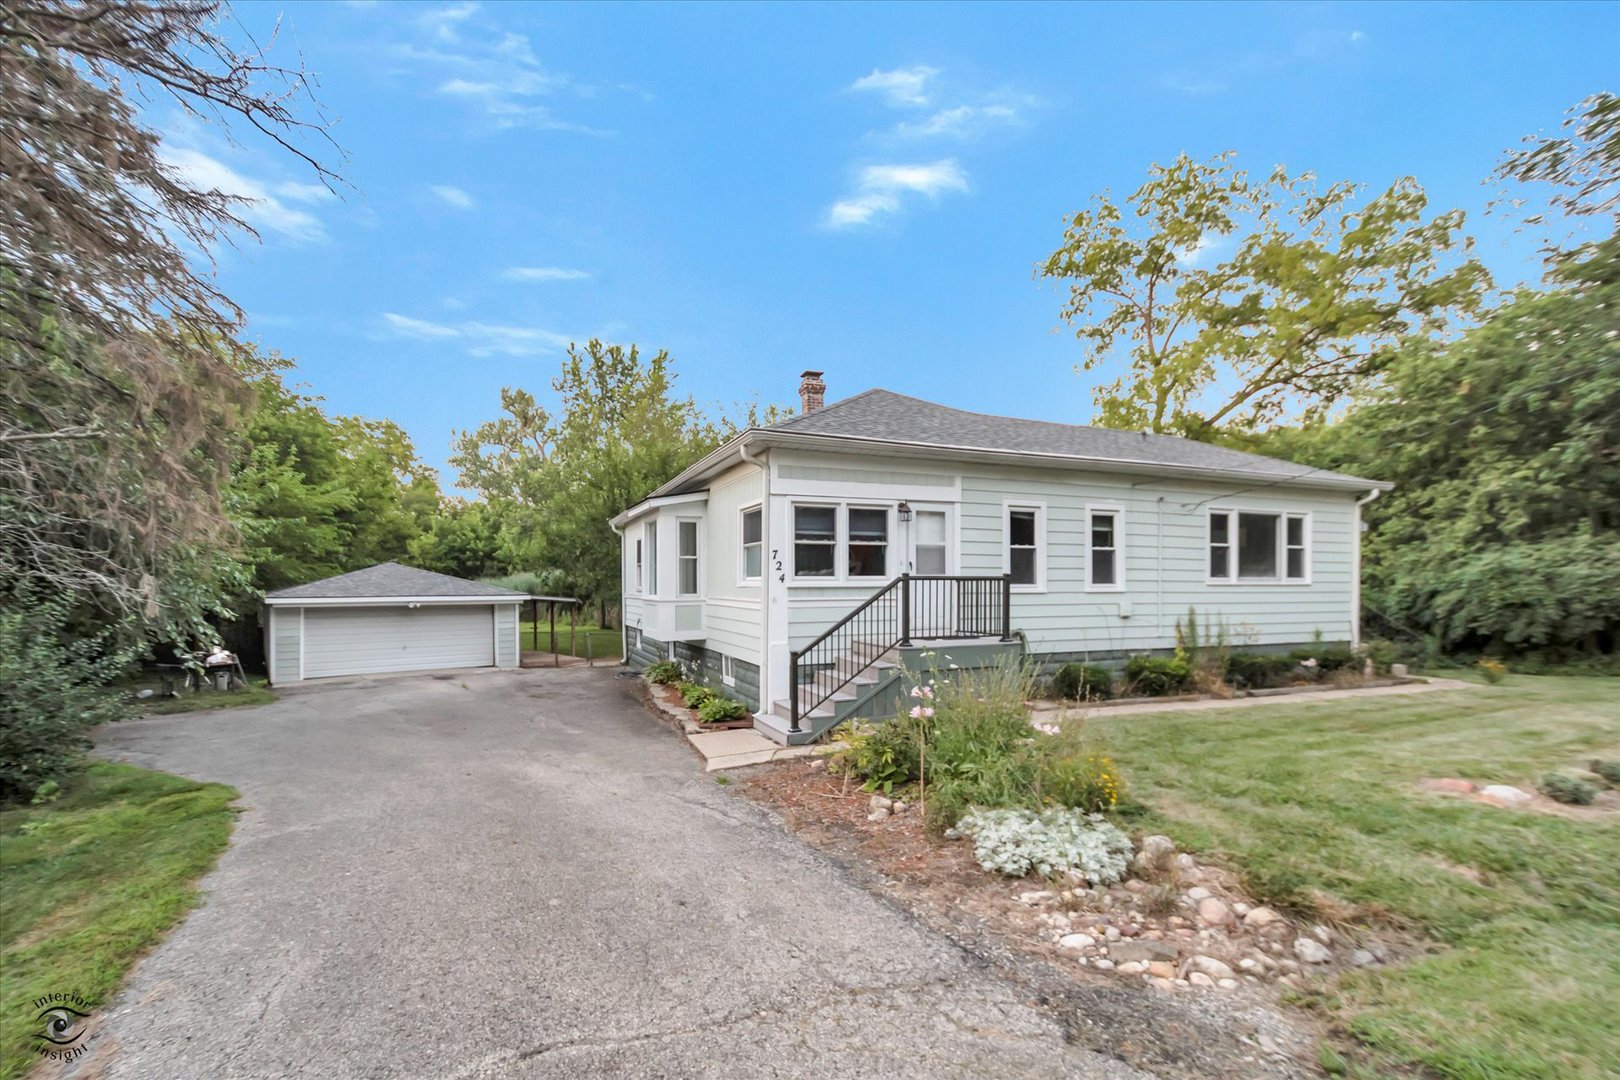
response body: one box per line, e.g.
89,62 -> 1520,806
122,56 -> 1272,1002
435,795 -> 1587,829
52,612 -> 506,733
77,666 -> 1146,1080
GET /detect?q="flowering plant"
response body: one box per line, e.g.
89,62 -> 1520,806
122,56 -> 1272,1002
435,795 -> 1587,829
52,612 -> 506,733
947,807 -> 1132,881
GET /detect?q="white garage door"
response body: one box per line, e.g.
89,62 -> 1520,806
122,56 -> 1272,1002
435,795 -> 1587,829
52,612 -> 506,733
302,605 -> 495,679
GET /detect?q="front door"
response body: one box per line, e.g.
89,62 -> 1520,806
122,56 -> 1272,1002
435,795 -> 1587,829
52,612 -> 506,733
907,505 -> 952,576
904,505 -> 962,639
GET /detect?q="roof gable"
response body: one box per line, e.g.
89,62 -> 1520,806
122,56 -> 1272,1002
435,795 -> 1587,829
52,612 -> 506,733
265,562 -> 528,600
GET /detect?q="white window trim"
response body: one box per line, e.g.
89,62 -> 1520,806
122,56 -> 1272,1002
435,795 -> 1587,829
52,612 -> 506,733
676,517 -> 702,598
721,653 -> 736,687
739,503 -> 763,585
1206,508 -> 1312,585
845,504 -> 893,582
1003,499 -> 1047,594
1085,502 -> 1126,593
634,538 -> 644,594
646,522 -> 659,596
790,501 -> 841,582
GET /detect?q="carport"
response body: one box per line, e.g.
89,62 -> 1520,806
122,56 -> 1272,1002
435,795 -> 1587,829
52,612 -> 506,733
263,562 -> 528,683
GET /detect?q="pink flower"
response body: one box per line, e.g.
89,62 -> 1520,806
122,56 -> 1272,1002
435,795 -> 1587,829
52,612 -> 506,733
909,705 -> 935,719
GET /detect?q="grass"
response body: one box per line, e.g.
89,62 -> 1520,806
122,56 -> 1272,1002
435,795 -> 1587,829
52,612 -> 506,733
125,675 -> 277,716
1089,675 -> 1620,1080
0,764 -> 238,1080
518,621 -> 622,660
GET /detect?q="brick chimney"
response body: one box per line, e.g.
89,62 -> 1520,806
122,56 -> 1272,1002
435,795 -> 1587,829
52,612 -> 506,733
798,370 -> 826,414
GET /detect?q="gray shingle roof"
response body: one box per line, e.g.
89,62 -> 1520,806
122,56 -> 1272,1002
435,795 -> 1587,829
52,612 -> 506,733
265,562 -> 528,600
763,389 -> 1383,488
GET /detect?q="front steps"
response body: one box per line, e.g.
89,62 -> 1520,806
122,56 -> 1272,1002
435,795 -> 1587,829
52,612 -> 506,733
753,636 -> 1021,746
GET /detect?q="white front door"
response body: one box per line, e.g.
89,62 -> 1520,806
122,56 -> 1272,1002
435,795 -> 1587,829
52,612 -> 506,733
907,505 -> 952,576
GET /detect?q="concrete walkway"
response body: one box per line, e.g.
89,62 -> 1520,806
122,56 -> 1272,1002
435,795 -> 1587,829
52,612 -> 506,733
76,666 -> 1146,1080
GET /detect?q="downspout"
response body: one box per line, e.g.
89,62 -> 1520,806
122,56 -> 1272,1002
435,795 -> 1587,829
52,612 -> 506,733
1351,489 -> 1382,649
609,518 -> 627,665
740,439 -> 769,716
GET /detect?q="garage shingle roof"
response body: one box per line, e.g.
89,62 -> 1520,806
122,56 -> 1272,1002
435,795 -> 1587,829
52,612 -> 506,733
265,562 -> 528,600
763,389 -> 1383,488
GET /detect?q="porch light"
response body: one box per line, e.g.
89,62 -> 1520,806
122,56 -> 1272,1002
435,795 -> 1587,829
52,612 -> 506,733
897,501 -> 913,523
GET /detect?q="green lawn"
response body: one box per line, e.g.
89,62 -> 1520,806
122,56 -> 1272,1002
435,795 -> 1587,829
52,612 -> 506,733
127,675 -> 277,716
1091,675 -> 1620,1080
0,765 -> 238,1080
518,622 -> 622,660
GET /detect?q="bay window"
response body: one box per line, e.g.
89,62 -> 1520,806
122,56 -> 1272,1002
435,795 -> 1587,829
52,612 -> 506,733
678,520 -> 699,596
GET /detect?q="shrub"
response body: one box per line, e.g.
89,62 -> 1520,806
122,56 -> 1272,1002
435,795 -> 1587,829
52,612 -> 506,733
1590,760 -> 1620,787
947,807 -> 1133,881
1224,652 -> 1296,690
645,660 -> 682,685
1122,655 -> 1190,696
697,696 -> 750,724
1361,639 -> 1400,675
1049,663 -> 1113,701
679,682 -> 716,708
1289,644 -> 1359,676
1541,772 -> 1598,805
832,716 -> 923,794
1477,658 -> 1508,684
0,610 -> 126,805
1035,749 -> 1123,813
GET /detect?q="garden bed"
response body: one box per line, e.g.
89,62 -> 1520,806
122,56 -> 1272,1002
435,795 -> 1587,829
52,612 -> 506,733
1030,674 -> 1420,713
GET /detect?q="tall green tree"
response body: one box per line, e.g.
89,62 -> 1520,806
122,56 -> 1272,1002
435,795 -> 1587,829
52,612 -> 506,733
1039,152 -> 1491,439
452,340 -> 735,610
1273,236 -> 1620,656
406,500 -> 505,582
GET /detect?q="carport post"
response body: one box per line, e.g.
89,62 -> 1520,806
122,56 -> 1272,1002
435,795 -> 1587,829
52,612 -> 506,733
530,598 -> 539,651
550,600 -> 558,667
569,604 -> 576,662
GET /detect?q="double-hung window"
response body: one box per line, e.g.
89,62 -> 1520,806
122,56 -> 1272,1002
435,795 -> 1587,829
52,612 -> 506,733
846,507 -> 888,578
677,520 -> 699,596
1088,507 -> 1122,588
1209,510 -> 1309,582
793,505 -> 837,577
634,538 -> 643,593
1007,506 -> 1041,587
740,507 -> 762,580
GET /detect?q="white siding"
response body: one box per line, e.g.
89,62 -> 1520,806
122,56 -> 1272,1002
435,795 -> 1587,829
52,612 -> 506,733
302,605 -> 496,678
269,607 -> 302,684
494,603 -> 519,668
703,463 -> 762,663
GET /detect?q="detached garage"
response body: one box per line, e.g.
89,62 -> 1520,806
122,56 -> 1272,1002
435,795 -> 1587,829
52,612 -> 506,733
264,563 -> 527,684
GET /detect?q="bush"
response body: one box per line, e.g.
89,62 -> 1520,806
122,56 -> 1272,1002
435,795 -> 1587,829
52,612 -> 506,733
1477,658 -> 1508,684
0,610 -> 125,805
1224,652 -> 1296,690
1590,760 -> 1620,787
1035,749 -> 1123,813
1541,772 -> 1598,805
947,807 -> 1133,881
1361,639 -> 1400,675
1122,655 -> 1190,696
696,696 -> 750,724
1049,663 -> 1113,701
678,682 -> 715,708
645,660 -> 682,685
1289,644 -> 1359,676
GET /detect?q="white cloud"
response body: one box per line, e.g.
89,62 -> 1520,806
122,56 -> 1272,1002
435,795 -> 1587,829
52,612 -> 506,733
1350,30 -> 1368,43
420,1 -> 479,43
824,159 -> 968,229
381,312 -> 571,356
849,66 -> 939,108
430,184 -> 476,210
503,266 -> 591,282
895,103 -> 1021,139
161,146 -> 329,243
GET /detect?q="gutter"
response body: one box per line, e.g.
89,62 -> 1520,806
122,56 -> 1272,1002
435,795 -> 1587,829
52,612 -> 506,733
1350,487 -> 1383,649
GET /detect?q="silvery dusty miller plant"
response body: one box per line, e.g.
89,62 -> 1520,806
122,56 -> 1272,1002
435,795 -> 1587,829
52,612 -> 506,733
947,807 -> 1133,881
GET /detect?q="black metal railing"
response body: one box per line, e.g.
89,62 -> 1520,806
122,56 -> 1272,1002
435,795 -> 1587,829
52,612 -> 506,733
788,573 -> 1012,734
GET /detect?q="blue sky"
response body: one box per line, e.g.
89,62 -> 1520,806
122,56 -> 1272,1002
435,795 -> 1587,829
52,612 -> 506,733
190,0 -> 1617,486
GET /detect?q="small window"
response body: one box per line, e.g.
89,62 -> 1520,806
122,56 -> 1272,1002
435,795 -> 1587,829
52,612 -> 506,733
678,520 -> 699,596
721,654 -> 736,686
1209,512 -> 1230,578
1285,515 -> 1307,580
793,505 -> 836,577
646,523 -> 659,594
1008,507 -> 1039,586
634,538 -> 643,592
847,507 -> 888,577
741,507 -> 762,580
1089,509 -> 1119,587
